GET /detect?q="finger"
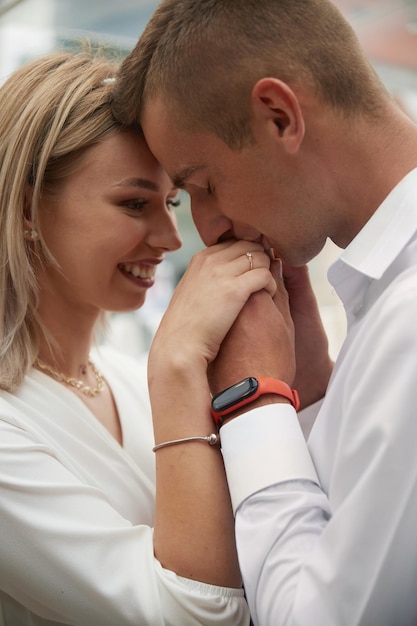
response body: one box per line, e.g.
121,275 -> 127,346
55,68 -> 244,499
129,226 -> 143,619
235,266 -> 277,299
206,239 -> 269,261
202,246 -> 272,280
270,259 -> 293,322
236,250 -> 277,297
237,249 -> 271,274
270,258 -> 283,282
245,250 -> 254,271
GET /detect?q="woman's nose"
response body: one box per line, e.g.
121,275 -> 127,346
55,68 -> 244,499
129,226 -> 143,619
148,208 -> 182,252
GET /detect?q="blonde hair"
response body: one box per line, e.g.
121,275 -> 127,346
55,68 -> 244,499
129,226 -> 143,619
113,0 -> 390,148
0,50 -> 122,391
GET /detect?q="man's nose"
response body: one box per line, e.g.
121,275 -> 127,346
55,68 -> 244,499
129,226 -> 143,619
190,203 -> 234,247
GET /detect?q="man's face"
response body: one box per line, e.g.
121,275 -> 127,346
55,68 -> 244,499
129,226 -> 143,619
141,96 -> 328,266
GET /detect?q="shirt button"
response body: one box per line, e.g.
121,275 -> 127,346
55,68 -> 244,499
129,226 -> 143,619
353,303 -> 363,317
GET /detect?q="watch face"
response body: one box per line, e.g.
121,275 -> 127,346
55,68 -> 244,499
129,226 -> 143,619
211,377 -> 258,412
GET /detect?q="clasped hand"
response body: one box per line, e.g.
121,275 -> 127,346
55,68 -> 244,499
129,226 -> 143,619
149,240 -> 295,388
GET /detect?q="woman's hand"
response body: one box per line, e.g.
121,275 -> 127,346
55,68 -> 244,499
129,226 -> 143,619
147,240 -> 275,590
149,240 -> 276,370
208,258 -> 296,394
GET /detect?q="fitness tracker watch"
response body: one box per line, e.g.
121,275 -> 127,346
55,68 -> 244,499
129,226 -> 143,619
211,376 -> 300,428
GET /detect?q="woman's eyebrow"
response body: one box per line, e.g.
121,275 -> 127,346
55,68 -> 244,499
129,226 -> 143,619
115,177 -> 159,191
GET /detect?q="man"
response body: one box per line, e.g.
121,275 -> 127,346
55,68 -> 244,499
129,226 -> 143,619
113,1 -> 417,624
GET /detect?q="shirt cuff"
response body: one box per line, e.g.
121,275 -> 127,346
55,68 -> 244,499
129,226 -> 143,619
220,404 -> 319,514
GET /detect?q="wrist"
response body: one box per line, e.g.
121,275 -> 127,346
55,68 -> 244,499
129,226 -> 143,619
149,356 -> 212,436
211,376 -> 299,429
149,347 -> 207,387
218,393 -> 290,426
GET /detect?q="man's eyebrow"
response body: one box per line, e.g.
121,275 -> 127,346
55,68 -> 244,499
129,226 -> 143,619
116,177 -> 159,192
172,165 -> 205,188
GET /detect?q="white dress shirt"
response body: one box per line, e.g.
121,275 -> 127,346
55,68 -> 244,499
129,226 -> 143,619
220,168 -> 417,626
0,346 -> 248,626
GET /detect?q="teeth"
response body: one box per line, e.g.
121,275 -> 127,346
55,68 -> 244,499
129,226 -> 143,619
121,263 -> 156,279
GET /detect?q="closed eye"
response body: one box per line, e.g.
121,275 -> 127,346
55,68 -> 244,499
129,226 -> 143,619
182,181 -> 213,197
167,197 -> 181,208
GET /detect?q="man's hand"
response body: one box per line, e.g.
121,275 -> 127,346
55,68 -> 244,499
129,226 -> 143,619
283,263 -> 333,408
208,259 -> 296,395
208,261 -> 333,411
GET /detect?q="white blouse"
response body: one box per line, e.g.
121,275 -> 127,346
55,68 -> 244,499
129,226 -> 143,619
0,346 -> 248,626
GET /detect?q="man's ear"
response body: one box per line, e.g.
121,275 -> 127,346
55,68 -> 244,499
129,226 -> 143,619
251,78 -> 305,153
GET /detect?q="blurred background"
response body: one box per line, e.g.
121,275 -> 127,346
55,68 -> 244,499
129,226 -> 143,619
1,0 -> 417,359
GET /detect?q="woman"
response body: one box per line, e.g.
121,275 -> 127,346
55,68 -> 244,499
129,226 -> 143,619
0,50 -> 276,625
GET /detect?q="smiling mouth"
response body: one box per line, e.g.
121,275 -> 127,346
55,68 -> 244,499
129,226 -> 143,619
119,263 -> 156,280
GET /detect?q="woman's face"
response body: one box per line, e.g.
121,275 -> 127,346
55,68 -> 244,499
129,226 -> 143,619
36,129 -> 182,319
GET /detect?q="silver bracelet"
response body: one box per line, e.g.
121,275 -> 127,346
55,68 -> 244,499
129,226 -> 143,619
152,433 -> 219,452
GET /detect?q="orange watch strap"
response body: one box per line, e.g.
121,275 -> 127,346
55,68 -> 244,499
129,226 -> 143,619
211,377 -> 300,429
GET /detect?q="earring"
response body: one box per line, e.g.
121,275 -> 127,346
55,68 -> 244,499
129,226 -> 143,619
24,228 -> 39,241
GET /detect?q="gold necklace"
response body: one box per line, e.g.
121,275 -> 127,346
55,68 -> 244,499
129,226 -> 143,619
35,358 -> 105,397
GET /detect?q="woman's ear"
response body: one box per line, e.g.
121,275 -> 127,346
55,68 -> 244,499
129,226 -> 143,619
251,77 -> 305,153
23,184 -> 33,219
23,185 -> 39,241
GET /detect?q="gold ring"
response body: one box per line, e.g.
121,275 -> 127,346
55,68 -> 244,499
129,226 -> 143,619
246,251 -> 254,271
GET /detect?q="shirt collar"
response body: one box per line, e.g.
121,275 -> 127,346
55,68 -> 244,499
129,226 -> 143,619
336,167 -> 417,280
